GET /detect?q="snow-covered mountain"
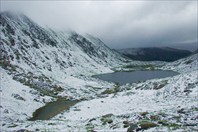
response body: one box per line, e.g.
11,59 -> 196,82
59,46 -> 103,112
1,11 -> 197,132
162,52 -> 198,73
0,11 -> 128,130
0,11 -> 125,75
0,11 -> 127,97
117,47 -> 192,62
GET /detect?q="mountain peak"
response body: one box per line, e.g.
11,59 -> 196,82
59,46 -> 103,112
1,10 -> 27,20
0,10 -> 37,29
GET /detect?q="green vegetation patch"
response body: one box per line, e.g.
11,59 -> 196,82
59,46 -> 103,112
85,123 -> 95,132
100,114 -> 114,125
102,83 -> 120,95
138,121 -> 158,130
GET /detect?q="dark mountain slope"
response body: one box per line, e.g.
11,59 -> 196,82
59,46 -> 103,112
117,47 -> 191,62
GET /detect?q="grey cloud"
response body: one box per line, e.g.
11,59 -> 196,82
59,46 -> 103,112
1,1 -> 197,50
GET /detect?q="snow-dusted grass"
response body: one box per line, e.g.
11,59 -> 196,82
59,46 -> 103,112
3,69 -> 196,131
55,71 -> 198,121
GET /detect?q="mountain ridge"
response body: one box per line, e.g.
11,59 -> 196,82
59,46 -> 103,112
0,11 -> 125,74
0,11 -> 127,99
117,47 -> 192,62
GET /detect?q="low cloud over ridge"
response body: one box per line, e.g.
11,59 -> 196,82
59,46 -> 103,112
1,1 -> 197,50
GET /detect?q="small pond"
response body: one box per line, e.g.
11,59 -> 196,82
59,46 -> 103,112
29,99 -> 79,121
94,70 -> 178,85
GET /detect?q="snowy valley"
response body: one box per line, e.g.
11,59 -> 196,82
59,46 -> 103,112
0,12 -> 198,132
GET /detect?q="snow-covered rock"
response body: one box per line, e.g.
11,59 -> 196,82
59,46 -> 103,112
162,53 -> 198,73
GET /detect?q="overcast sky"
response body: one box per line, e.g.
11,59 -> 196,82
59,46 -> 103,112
1,1 -> 197,50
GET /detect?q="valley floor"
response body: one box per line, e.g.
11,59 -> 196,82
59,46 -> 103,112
0,54 -> 198,132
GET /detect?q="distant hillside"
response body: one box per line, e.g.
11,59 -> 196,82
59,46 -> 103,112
192,49 -> 198,54
117,47 -> 192,62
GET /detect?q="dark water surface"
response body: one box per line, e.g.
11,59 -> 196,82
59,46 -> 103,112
94,70 -> 178,85
29,99 -> 79,121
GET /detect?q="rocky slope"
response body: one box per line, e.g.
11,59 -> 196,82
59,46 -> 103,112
162,52 -> 198,73
0,11 -> 127,99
